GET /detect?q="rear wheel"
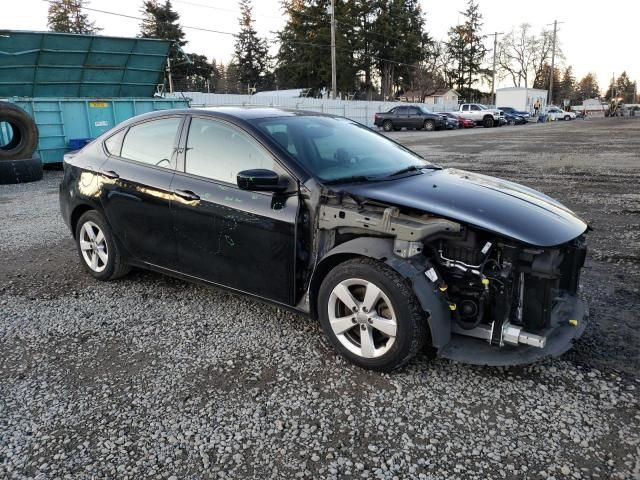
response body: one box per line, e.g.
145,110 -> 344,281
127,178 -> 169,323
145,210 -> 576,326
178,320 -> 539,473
482,116 -> 494,128
75,210 -> 129,281
318,258 -> 428,372
507,118 -> 515,126
423,120 -> 435,132
564,115 -> 571,121
382,120 -> 393,132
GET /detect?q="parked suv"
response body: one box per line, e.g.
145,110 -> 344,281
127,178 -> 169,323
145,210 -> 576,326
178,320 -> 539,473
457,103 -> 503,128
546,106 -> 576,121
374,105 -> 446,132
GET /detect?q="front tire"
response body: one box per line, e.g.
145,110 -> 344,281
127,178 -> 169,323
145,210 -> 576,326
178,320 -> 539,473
75,210 -> 130,281
423,120 -> 435,132
564,115 -> 571,121
482,116 -> 494,128
318,258 -> 428,372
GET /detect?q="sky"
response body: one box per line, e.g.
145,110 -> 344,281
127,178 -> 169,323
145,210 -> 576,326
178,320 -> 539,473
2,0 -> 639,92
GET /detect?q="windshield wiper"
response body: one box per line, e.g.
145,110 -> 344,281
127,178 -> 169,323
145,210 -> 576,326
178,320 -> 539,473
384,164 -> 443,177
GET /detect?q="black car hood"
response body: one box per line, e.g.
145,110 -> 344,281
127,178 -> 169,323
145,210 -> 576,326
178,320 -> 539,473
338,168 -> 588,247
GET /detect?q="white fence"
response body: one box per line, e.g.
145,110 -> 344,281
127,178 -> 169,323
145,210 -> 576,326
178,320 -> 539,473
167,92 -> 458,127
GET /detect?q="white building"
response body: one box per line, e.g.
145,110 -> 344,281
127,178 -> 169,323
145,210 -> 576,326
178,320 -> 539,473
495,87 -> 548,113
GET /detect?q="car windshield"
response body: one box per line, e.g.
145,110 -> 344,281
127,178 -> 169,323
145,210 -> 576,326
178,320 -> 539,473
418,106 -> 433,114
250,115 -> 431,183
476,104 -> 487,110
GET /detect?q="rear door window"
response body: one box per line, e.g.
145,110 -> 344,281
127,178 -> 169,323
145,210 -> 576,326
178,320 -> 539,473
120,117 -> 182,169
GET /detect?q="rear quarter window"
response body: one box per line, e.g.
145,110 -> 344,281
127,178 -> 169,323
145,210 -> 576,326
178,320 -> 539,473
104,128 -> 126,156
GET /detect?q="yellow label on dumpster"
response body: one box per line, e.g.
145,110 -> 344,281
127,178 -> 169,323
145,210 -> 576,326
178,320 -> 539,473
89,101 -> 109,108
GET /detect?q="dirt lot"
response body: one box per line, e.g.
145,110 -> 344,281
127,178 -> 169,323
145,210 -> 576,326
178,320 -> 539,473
1,117 -> 639,479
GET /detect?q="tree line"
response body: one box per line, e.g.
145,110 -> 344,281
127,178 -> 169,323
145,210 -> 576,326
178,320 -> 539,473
47,0 -> 638,104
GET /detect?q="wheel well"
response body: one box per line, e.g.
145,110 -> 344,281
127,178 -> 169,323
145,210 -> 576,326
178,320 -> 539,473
483,114 -> 493,120
308,253 -> 368,320
70,204 -> 94,239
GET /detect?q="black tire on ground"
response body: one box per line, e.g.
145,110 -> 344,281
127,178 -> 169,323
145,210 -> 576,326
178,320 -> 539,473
317,257 -> 428,372
382,120 -> 393,132
507,118 -> 515,126
0,102 -> 39,161
564,115 -> 571,121
0,156 -> 43,185
75,210 -> 130,281
423,120 -> 435,132
482,116 -> 494,128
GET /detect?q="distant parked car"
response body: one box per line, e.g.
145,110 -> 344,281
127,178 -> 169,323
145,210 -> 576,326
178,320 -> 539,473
374,105 -> 446,132
498,106 -> 531,119
503,112 -> 527,126
456,103 -> 504,128
446,112 -> 475,128
441,113 -> 460,129
546,106 -> 576,121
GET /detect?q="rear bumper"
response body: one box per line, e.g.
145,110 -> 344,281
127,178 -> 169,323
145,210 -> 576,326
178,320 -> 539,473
438,295 -> 588,366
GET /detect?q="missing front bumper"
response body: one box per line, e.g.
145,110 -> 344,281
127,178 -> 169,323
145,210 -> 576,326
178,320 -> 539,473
438,295 -> 588,366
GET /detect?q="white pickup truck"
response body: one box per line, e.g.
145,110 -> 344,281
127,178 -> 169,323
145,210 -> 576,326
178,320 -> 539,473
457,103 -> 504,128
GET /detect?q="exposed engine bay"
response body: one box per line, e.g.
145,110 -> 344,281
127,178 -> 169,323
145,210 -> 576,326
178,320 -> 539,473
317,197 -> 587,354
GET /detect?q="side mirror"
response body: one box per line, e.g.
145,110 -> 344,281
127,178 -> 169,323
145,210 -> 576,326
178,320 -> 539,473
237,169 -> 286,192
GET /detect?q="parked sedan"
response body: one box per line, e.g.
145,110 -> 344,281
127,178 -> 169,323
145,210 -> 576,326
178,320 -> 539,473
445,112 -> 475,128
503,112 -> 527,126
60,107 -> 588,371
498,106 -> 531,119
374,105 -> 445,132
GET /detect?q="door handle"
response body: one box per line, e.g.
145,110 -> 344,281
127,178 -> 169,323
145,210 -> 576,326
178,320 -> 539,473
174,189 -> 200,201
100,170 -> 119,180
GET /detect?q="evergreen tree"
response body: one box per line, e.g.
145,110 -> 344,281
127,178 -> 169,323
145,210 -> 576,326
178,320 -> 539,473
444,0 -> 487,101
140,1 -> 187,90
225,61 -> 241,94
533,63 -> 561,104
605,71 -> 637,103
234,0 -> 272,93
371,0 -> 429,100
575,73 -> 600,101
557,66 -> 576,105
276,0 -> 358,96
47,0 -> 100,34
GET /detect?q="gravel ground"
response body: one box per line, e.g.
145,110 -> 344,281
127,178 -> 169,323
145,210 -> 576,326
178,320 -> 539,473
1,118 -> 639,479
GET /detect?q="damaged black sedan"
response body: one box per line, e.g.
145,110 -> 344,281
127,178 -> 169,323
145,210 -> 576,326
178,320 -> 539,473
59,107 -> 588,371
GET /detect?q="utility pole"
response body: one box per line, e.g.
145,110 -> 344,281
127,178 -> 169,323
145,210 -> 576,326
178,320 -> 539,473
547,20 -> 562,106
491,31 -> 504,106
330,0 -> 337,99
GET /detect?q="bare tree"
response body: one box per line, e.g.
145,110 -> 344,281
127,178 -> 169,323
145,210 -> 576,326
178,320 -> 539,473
497,25 -> 559,89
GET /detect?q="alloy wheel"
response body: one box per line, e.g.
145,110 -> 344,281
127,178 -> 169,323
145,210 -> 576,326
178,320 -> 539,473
79,221 -> 108,273
327,278 -> 397,358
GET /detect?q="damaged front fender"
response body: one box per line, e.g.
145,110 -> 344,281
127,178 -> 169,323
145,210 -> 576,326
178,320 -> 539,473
313,237 -> 452,348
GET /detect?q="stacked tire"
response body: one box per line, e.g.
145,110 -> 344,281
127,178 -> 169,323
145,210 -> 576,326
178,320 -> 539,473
0,101 -> 42,185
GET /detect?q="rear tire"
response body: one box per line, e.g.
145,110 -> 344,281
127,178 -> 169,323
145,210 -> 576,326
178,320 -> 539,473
482,116 -> 494,128
318,258 -> 428,372
0,155 -> 43,185
382,120 -> 393,132
75,210 -> 130,281
423,120 -> 435,132
564,115 -> 571,121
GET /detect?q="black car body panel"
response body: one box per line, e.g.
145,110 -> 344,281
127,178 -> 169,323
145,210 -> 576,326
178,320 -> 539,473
60,107 -> 589,366
338,168 -> 587,247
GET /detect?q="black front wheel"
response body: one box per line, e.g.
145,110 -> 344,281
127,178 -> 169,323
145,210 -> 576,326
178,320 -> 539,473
318,258 -> 428,372
423,120 -> 435,132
